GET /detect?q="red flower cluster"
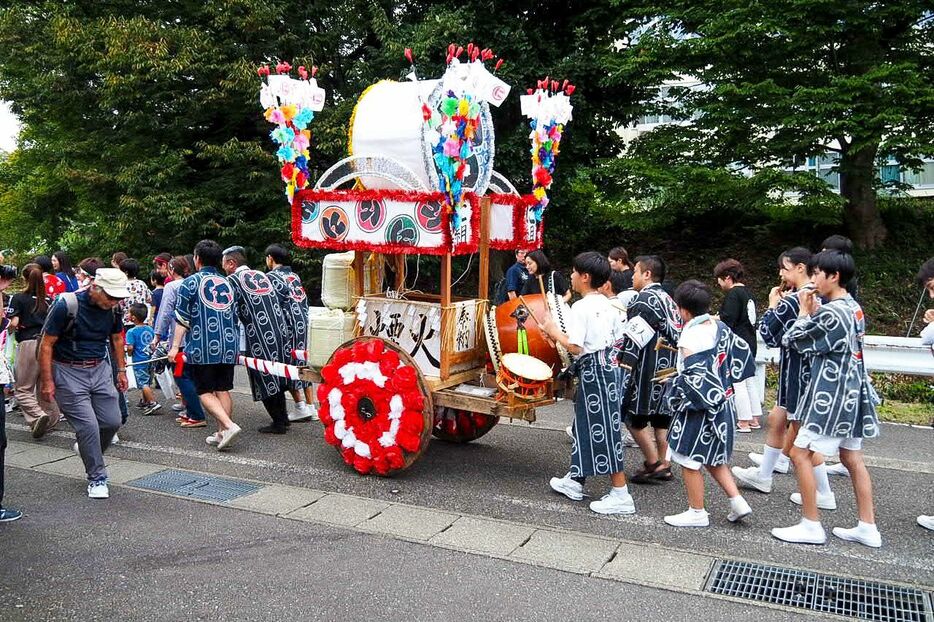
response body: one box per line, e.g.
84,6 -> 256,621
317,339 -> 426,476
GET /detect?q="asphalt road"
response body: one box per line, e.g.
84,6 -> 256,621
0,469 -> 822,622
5,379 -> 932,590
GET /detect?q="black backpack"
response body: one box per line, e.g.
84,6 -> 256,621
36,292 -> 79,358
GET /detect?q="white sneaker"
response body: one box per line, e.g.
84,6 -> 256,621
826,462 -> 850,477
288,402 -> 313,422
205,433 -> 220,446
589,491 -> 636,515
832,524 -> 882,548
622,430 -> 638,448
549,474 -> 584,501
727,497 -> 753,522
917,515 -> 934,531
732,466 -> 773,493
87,480 -> 109,499
216,424 -> 241,450
305,402 -> 319,421
771,520 -> 827,545
111,433 -> 120,445
664,508 -> 709,527
790,491 -> 837,511
749,452 -> 790,474
171,402 -> 186,412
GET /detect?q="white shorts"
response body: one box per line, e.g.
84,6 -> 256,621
793,428 -> 863,455
670,450 -> 703,471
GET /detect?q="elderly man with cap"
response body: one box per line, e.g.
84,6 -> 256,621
39,268 -> 129,500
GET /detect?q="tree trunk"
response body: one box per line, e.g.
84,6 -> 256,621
838,143 -> 888,249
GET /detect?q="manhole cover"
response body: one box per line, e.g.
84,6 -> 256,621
128,469 -> 262,502
706,560 -> 934,622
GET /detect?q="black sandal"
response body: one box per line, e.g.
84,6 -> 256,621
631,460 -> 663,484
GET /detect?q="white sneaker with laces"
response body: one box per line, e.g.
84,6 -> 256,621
87,480 -> 109,499
826,462 -> 850,477
732,466 -> 773,493
749,452 -> 790,474
216,424 -> 242,450
832,524 -> 882,548
727,497 -> 753,522
664,508 -> 709,527
917,515 -> 934,531
549,474 -> 584,501
589,491 -> 636,515
790,491 -> 837,510
771,520 -> 827,545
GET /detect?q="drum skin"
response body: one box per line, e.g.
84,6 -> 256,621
494,294 -> 560,375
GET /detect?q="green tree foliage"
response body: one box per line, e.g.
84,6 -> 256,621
0,0 -> 633,270
606,1 -> 934,248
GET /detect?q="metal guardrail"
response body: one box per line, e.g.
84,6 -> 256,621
756,335 -> 934,377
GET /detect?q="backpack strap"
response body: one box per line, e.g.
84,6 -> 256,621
61,292 -> 79,337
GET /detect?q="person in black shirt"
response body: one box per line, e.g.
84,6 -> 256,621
8,264 -> 60,437
522,250 -> 571,303
714,259 -> 762,432
608,246 -> 635,292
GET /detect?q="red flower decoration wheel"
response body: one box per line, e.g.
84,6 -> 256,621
317,337 -> 433,476
432,407 -> 499,443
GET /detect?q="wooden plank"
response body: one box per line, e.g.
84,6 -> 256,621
425,367 -> 479,392
432,388 -> 548,422
478,196 -> 491,300
439,252 -> 452,380
353,252 -> 366,298
394,254 -> 405,290
298,367 -> 323,383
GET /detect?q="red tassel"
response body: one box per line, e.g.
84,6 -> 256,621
455,46 -> 463,58
562,79 -> 569,90
566,84 -> 576,95
404,47 -> 413,64
257,65 -> 270,77
297,65 -> 308,80
526,88 -> 533,95
494,58 -> 504,71
466,42 -> 474,55
551,80 -> 559,92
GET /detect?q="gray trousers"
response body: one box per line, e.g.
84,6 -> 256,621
53,361 -> 122,482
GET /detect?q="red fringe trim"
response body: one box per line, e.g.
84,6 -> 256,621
487,193 -> 541,251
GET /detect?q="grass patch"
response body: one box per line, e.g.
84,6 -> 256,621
877,400 -> 933,426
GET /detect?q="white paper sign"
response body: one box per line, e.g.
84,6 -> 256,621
623,315 -> 656,349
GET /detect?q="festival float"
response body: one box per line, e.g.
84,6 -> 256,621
258,46 -> 576,475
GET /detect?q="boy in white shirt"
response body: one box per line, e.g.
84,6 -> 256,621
544,252 -> 634,515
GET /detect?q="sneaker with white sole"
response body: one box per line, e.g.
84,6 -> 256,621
0,507 -> 23,522
771,520 -> 827,545
111,433 -> 120,445
826,462 -> 850,477
664,508 -> 709,527
589,491 -> 636,515
749,452 -> 790,474
32,413 -> 51,439
727,497 -> 753,522
216,424 -> 241,450
732,466 -> 773,493
549,474 -> 584,501
205,433 -> 220,446
622,431 -> 638,448
917,515 -> 934,531
287,403 -> 313,423
832,524 -> 882,548
142,402 -> 162,416
790,491 -> 837,511
87,480 -> 109,499
171,403 -> 186,412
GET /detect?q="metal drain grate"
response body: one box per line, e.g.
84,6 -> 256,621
128,469 -> 262,502
706,560 -> 934,622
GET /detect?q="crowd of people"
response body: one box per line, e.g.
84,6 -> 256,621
0,235 -> 931,546
0,241 -> 314,516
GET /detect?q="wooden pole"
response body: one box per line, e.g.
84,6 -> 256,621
478,196 -> 491,300
394,254 -> 405,291
440,252 -> 452,381
353,251 -> 365,298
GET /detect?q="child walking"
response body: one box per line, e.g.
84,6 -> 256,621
544,252 -> 634,516
663,280 -> 753,527
125,303 -> 161,415
771,250 -> 881,547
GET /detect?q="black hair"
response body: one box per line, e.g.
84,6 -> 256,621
265,244 -> 289,265
633,255 -> 666,283
129,303 -> 148,323
607,270 -> 627,295
608,247 -> 634,270
53,251 -> 75,278
673,279 -> 711,316
713,258 -> 744,282
194,240 -> 222,269
811,250 -> 855,287
119,258 -> 140,279
572,251 -> 610,289
821,234 -> 853,254
33,255 -> 53,274
525,250 -> 552,276
778,247 -> 813,275
150,272 -> 166,286
917,258 -> 934,287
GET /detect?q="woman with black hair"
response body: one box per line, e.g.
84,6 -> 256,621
33,255 -> 66,299
608,246 -> 635,291
52,251 -> 79,292
521,250 -> 572,303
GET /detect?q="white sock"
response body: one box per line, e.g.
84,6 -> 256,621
759,445 -> 782,478
729,496 -> 747,511
814,463 -> 832,495
801,517 -> 822,529
689,506 -> 706,514
611,485 -> 630,498
857,520 -> 878,532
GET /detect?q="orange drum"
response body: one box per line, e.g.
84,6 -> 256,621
496,353 -> 553,401
487,293 -> 567,375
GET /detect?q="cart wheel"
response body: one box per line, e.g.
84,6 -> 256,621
316,337 -> 433,476
431,406 -> 499,443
